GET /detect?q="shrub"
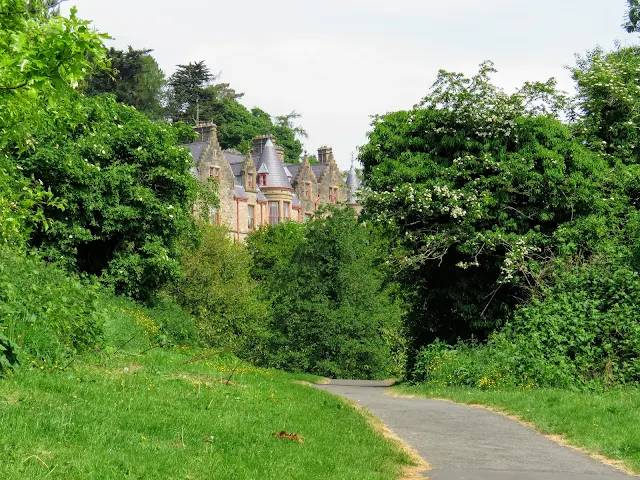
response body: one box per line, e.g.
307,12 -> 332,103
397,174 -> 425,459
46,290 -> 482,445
248,208 -> 404,379
0,249 -> 104,369
15,93 -> 203,300
169,225 -> 270,352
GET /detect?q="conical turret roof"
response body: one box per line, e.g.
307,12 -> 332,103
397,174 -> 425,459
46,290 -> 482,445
346,163 -> 360,204
256,139 -> 292,189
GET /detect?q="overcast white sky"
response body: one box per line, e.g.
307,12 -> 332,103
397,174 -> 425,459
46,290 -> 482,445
62,0 -> 634,169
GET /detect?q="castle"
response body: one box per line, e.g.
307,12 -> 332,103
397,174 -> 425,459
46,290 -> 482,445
187,123 -> 361,241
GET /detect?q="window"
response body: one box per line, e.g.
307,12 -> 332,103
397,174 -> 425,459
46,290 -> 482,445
305,183 -> 311,199
248,205 -> 255,230
210,206 -> 219,226
210,166 -> 220,182
248,174 -> 253,189
258,173 -> 267,186
330,187 -> 339,204
268,201 -> 279,225
283,202 -> 290,219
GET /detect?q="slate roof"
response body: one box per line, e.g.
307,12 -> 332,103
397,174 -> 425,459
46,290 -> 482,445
224,152 -> 246,165
256,188 -> 267,202
233,185 -> 247,199
285,163 -> 300,180
187,142 -> 208,163
312,164 -> 327,178
256,139 -> 292,189
292,193 -> 302,207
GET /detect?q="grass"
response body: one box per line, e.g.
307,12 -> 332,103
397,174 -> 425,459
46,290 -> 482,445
0,348 -> 413,479
393,383 -> 640,475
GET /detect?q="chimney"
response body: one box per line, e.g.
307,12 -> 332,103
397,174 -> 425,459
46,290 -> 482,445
194,123 -> 218,144
318,145 -> 333,164
276,146 -> 285,162
252,134 -> 276,156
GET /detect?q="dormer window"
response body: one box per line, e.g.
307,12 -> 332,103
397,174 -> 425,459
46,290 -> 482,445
258,173 -> 267,186
248,174 -> 254,189
209,166 -> 220,182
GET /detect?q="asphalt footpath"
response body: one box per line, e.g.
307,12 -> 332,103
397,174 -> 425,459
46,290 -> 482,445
314,379 -> 633,480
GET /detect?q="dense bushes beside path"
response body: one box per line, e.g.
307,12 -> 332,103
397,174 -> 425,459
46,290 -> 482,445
247,208 -> 406,380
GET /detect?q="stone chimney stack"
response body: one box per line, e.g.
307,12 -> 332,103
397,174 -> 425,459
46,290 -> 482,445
276,146 -> 285,162
194,123 -> 218,144
252,135 -> 276,156
318,145 -> 333,164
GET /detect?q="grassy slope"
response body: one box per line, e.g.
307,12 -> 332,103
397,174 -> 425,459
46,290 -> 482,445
393,384 -> 640,475
0,348 -> 413,479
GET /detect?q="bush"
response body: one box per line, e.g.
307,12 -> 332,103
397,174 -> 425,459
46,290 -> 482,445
169,225 -> 270,352
0,249 -> 104,370
411,257 -> 640,389
247,208 -> 404,379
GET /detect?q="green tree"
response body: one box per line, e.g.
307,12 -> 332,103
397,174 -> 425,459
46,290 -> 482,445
360,62 -> 608,354
170,225 -> 270,351
15,93 -> 203,300
164,61 -> 218,124
625,0 -> 640,32
84,46 -> 166,120
0,0 -> 107,152
247,208 -> 403,379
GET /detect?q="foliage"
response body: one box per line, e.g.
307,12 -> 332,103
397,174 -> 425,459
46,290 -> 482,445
14,93 -> 203,300
170,225 -> 270,352
571,45 -> 640,165
0,249 -> 104,369
0,0 -> 107,152
625,0 -> 640,33
84,46 -> 166,120
0,155 -> 64,250
164,61 -> 304,162
360,62 -> 607,352
247,207 -> 404,379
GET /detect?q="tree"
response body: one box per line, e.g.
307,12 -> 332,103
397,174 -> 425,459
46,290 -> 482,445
0,0 -> 106,249
164,61 -> 218,124
15,93 -> 203,300
247,208 -> 403,379
164,61 -> 304,162
624,0 -> 640,32
170,225 -> 270,351
360,62 -> 608,355
84,46 -> 166,120
0,1 -> 107,152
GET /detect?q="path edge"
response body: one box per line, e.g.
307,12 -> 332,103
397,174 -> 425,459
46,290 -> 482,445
388,389 -> 639,478
304,383 -> 431,480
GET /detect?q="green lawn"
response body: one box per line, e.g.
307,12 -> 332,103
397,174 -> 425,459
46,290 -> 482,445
393,384 -> 640,475
0,349 -> 413,479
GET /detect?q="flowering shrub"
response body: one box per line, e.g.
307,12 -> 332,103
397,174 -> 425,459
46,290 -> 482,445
360,62 -> 607,351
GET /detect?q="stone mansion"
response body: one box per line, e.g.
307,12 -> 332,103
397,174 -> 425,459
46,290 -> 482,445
187,123 -> 361,241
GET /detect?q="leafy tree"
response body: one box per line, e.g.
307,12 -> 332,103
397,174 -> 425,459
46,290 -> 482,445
0,0 -> 107,152
164,61 -> 304,162
84,47 -> 166,120
170,225 -> 270,351
247,208 -> 403,379
164,61 -> 218,124
625,0 -> 640,32
360,62 -> 608,354
15,93 -> 203,300
571,45 -> 640,165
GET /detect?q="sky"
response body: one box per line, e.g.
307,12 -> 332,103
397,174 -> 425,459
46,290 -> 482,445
61,0 -> 635,169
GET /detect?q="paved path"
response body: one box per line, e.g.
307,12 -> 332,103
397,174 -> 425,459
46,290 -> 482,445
315,380 -> 632,480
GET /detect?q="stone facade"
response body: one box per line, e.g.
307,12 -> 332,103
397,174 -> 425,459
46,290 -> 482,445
187,123 -> 361,241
